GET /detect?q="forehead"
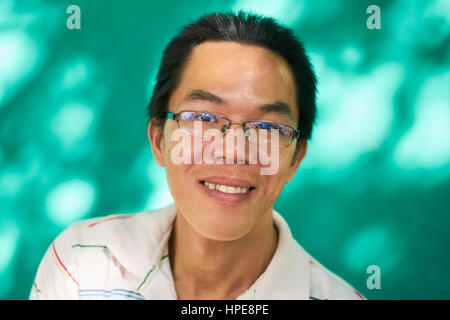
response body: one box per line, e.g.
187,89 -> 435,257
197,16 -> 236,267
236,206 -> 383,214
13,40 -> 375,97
169,41 -> 298,120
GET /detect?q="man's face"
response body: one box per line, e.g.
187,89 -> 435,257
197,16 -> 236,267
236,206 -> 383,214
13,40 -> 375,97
150,41 -> 307,241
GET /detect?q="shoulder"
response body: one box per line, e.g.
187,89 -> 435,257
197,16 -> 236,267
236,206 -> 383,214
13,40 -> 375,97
47,213 -> 136,283
30,213 -> 141,299
52,204 -> 176,263
31,204 -> 170,299
309,257 -> 366,300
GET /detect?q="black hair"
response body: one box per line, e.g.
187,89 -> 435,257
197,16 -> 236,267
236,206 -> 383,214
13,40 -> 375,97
147,11 -> 317,140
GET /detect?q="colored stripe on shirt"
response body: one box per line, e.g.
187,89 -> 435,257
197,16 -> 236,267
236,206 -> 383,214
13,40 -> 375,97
51,242 -> 79,288
79,289 -> 144,300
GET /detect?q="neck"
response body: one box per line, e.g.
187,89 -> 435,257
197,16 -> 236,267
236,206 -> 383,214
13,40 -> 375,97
168,209 -> 278,300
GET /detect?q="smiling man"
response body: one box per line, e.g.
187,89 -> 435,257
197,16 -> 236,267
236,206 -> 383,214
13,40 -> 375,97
30,12 -> 364,300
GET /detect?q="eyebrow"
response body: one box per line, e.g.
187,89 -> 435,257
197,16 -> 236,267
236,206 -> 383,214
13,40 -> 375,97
183,89 -> 294,120
259,101 -> 294,120
183,89 -> 225,105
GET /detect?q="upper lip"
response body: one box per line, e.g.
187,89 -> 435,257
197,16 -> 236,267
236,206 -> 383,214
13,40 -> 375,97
199,176 -> 256,189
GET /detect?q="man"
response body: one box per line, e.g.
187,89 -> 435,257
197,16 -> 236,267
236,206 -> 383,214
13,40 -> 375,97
30,11 -> 364,300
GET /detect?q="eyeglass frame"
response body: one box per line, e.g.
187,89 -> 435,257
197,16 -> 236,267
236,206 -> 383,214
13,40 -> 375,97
165,110 -> 301,146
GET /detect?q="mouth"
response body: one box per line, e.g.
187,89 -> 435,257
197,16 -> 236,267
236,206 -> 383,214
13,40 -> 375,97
197,176 -> 256,204
200,181 -> 255,194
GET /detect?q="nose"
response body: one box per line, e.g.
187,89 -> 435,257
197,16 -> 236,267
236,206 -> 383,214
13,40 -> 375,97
219,122 -> 249,165
222,121 -> 246,134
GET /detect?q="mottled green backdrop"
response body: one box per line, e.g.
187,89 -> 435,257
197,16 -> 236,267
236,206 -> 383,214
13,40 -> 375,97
1,0 -> 449,300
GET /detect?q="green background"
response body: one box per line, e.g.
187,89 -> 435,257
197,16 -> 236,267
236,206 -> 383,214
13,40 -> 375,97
1,0 -> 449,300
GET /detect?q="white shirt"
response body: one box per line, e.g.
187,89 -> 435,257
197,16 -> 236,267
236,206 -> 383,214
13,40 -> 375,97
29,203 -> 365,300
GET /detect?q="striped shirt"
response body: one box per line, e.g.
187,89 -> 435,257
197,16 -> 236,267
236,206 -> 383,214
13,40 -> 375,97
29,203 -> 365,300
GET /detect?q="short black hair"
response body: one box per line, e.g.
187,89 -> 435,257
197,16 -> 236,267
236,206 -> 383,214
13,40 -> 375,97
147,11 -> 317,140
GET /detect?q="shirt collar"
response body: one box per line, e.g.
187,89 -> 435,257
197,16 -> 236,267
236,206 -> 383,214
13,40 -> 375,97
107,203 -> 310,299
236,209 -> 311,299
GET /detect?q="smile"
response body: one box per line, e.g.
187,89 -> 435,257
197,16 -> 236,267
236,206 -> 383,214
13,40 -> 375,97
198,177 -> 256,204
201,181 -> 251,194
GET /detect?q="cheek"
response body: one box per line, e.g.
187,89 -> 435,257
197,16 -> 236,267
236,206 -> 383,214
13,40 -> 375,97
263,153 -> 296,192
281,149 -> 297,174
163,128 -> 204,166
164,162 -> 199,210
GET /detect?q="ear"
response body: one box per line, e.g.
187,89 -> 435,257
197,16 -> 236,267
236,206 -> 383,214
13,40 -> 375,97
148,119 -> 166,167
286,139 -> 308,184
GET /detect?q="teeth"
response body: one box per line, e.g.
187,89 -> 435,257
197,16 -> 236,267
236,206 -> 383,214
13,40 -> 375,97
203,182 -> 250,194
204,182 -> 215,190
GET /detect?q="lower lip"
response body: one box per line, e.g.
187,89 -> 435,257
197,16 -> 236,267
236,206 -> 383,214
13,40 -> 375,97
198,182 -> 255,205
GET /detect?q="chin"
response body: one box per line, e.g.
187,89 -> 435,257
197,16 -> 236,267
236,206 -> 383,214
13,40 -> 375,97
190,207 -> 256,242
197,225 -> 251,242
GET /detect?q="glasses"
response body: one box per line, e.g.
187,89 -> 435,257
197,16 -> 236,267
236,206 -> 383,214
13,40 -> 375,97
166,110 -> 300,148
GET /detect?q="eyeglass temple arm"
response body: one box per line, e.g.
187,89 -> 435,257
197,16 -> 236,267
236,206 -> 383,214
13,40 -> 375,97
166,112 -> 178,120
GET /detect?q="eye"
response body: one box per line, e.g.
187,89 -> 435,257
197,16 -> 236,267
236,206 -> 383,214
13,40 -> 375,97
197,113 -> 218,123
253,122 -> 291,136
180,112 -> 197,121
254,122 -> 279,130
